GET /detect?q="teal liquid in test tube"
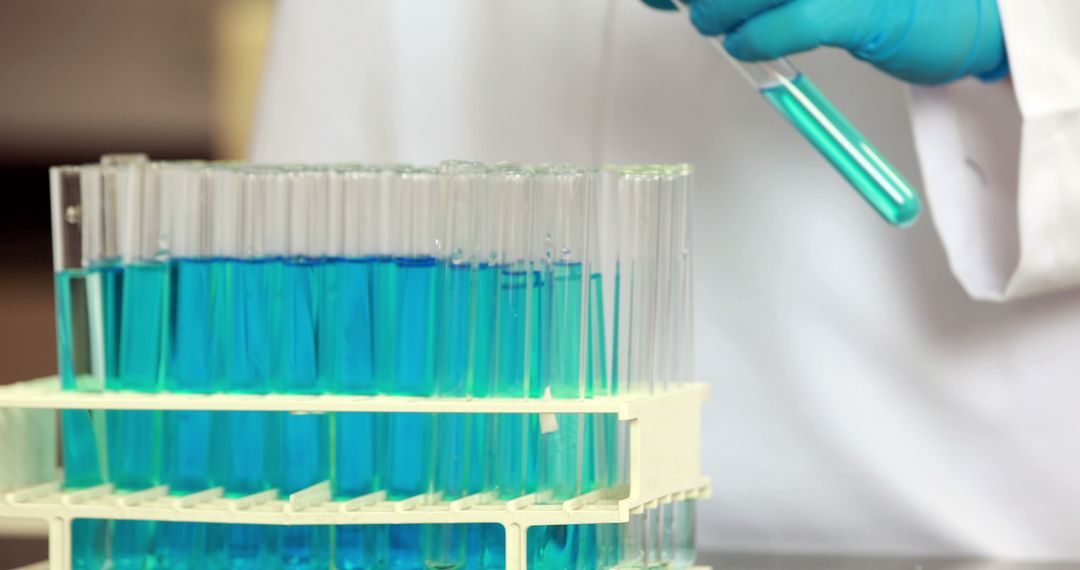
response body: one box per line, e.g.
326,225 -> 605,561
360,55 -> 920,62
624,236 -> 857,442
670,3 -> 920,227
759,70 -> 920,226
51,166 -> 113,570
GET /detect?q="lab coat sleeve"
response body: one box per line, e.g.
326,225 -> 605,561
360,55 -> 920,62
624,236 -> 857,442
909,0 -> 1080,302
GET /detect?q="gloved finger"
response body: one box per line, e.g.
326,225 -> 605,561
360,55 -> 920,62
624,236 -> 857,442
690,0 -> 790,36
641,0 -> 679,11
722,0 -> 865,61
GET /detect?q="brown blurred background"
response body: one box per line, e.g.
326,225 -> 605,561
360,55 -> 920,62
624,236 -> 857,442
0,1 -> 273,566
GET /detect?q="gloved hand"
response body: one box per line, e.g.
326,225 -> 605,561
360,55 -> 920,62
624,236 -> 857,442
645,0 -> 1008,85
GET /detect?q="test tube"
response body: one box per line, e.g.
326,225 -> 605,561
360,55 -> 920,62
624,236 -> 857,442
620,510 -> 648,568
651,166 -> 676,394
385,167 -> 441,570
484,165 -> 535,568
611,169 -> 636,396
666,165 -> 692,388
50,165 -> 107,570
530,166 -> 594,567
668,3 -> 920,226
672,499 -> 697,568
276,167 -> 331,568
424,162 -> 483,569
331,166 -> 382,570
108,157 -> 164,570
670,165 -> 699,569
591,168 -> 624,566
212,167 -> 279,568
466,165 -> 501,568
159,164 -> 218,567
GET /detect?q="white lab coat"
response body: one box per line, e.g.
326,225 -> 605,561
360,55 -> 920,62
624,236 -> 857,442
251,0 -> 1080,559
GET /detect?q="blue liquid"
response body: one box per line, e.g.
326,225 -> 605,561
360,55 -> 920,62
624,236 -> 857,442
56,269 -> 109,567
223,411 -> 278,568
275,258 -> 330,567
224,259 -> 278,568
55,251 -> 627,566
537,263 -> 585,496
112,269 -> 167,487
526,522 -> 632,570
281,525 -> 330,569
325,257 -> 377,499
386,256 -> 437,569
222,524 -> 273,570
335,524 -> 379,570
116,262 -> 168,391
71,519 -> 106,570
110,262 -> 167,569
528,525 -> 579,570
469,264 -> 498,402
492,266 -> 529,491
96,265 -> 123,384
55,270 -> 90,391
154,522 -> 205,570
333,411 -> 377,570
60,409 -> 103,489
484,265 -> 534,568
427,263 -> 473,569
525,270 -> 546,498
226,260 -> 278,496
161,258 -> 225,565
535,263 -> 594,567
465,264 -> 497,568
320,258 -> 376,394
111,520 -> 155,570
587,273 -> 619,494
169,259 -> 218,393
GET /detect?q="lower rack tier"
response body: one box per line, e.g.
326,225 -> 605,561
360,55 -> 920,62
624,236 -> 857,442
1,478 -> 710,527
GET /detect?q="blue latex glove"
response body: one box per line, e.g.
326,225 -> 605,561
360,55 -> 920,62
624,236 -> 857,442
646,0 -> 1008,85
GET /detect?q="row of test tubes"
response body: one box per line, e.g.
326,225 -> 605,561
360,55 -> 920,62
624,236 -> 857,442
50,155 -> 697,569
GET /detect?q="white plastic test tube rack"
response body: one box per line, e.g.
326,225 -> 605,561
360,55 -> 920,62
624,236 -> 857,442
0,377 -> 710,569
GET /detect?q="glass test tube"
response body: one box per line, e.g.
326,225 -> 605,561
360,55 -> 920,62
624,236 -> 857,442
651,166 -> 676,394
276,168 -> 331,568
668,0 -> 920,226
385,167 -> 441,570
108,157 -> 164,570
424,161 -> 485,570
157,165 -> 218,568
50,165 -> 108,570
483,165 -> 536,568
532,167 -> 593,568
212,167 -> 279,569
331,166 -> 382,570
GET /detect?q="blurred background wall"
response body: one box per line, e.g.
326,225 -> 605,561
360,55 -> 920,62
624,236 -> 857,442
0,1 -> 273,565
